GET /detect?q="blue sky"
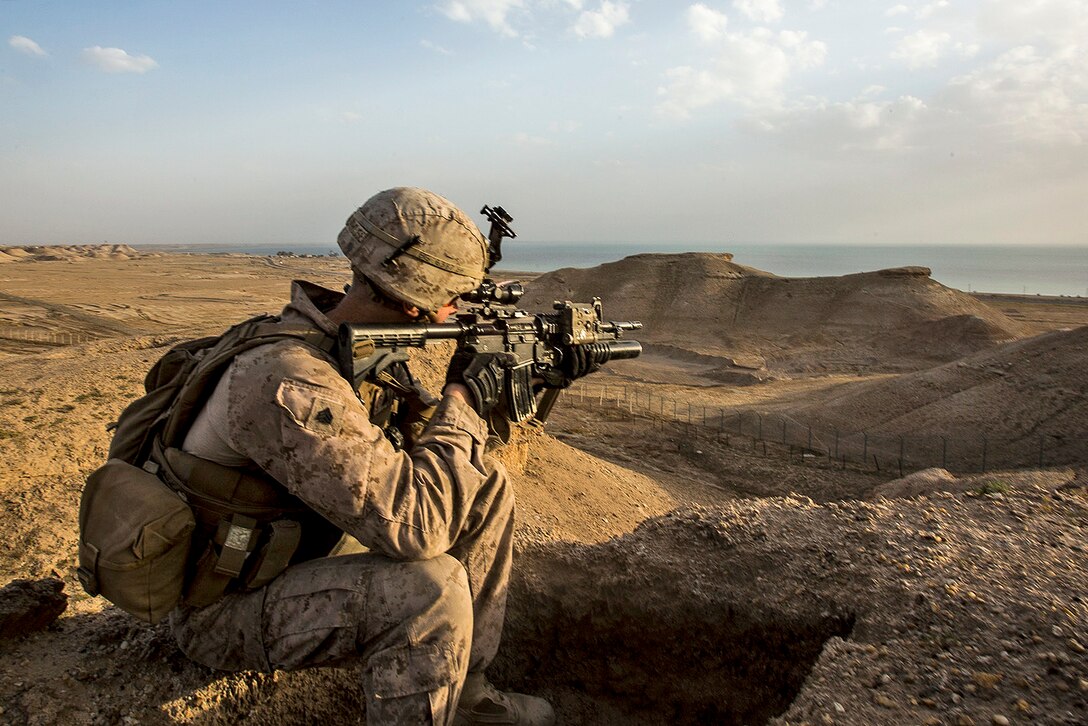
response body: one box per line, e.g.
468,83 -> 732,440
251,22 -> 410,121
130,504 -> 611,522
2,1 -> 1086,247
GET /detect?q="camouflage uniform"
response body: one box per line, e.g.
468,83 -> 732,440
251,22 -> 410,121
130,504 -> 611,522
171,281 -> 514,725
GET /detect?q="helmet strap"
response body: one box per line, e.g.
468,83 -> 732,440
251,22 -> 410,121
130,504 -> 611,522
355,273 -> 430,319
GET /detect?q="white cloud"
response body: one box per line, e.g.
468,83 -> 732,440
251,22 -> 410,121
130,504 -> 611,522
438,0 -> 526,37
656,27 -> 826,118
916,1 -> 949,20
548,119 -> 582,132
9,35 -> 47,57
341,111 -> 363,123
513,131 -> 554,146
743,36 -> 1088,154
978,0 -> 1088,46
890,29 -> 951,68
421,39 -> 453,55
732,0 -> 783,24
955,41 -> 980,58
754,93 -> 928,154
573,1 -> 630,39
885,4 -> 910,17
940,43 -> 1088,146
82,46 -> 158,73
687,4 -> 729,43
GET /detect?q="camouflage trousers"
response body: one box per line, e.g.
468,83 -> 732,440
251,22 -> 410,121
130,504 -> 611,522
172,464 -> 514,725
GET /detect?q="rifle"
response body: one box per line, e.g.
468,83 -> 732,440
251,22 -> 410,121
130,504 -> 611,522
337,204 -> 643,425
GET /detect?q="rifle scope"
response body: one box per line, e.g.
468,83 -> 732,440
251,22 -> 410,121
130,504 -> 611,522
460,280 -> 524,306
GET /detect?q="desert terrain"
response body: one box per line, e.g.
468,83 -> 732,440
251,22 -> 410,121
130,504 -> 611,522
0,245 -> 1086,725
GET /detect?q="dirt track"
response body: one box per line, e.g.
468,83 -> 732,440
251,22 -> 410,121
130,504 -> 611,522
0,248 -> 1085,725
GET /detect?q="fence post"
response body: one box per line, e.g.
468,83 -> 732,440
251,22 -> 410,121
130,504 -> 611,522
702,406 -> 707,426
807,426 -> 812,450
757,414 -> 763,441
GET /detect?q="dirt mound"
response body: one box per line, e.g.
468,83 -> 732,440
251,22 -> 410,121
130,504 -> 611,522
788,325 -> 1088,465
494,493 -> 1087,725
871,467 -> 1080,499
0,244 -> 148,263
522,253 -> 1028,374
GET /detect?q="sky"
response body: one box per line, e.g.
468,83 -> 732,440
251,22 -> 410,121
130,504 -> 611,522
2,0 -> 1086,248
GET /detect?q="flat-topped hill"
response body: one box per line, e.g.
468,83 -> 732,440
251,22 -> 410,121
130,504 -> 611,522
522,253 -> 1029,374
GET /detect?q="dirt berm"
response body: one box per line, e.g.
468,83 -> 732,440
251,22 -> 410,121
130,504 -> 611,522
522,253 -> 1029,374
784,325 -> 1088,465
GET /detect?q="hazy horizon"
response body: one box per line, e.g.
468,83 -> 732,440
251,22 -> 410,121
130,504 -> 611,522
3,1 -> 1087,248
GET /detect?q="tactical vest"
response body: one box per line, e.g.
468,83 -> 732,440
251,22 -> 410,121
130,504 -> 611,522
79,314 -> 433,621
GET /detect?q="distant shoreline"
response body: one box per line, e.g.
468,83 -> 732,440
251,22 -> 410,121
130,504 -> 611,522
969,291 -> 1088,306
4,243 -> 1084,299
129,242 -> 1088,298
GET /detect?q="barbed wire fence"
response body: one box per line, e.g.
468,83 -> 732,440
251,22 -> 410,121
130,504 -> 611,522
0,327 -> 97,346
565,381 -> 1066,476
0,325 -> 1071,475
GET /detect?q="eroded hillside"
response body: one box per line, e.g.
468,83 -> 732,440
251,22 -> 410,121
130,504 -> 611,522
523,253 -> 1029,374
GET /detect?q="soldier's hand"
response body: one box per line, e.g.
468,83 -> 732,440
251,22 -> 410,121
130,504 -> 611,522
444,349 -> 511,415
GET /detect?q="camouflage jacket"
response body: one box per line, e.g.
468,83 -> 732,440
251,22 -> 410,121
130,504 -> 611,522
182,280 -> 492,560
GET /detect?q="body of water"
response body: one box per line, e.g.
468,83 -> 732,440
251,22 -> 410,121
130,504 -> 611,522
139,242 -> 1088,297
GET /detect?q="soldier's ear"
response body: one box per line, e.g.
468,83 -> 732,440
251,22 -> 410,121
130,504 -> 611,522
400,301 -> 422,319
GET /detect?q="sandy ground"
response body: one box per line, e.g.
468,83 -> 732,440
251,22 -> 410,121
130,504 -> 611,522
0,247 -> 1085,725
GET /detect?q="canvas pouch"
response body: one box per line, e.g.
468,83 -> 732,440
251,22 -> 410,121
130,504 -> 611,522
77,459 -> 196,624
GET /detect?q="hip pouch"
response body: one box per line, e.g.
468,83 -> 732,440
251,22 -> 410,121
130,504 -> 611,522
158,447 -> 339,608
78,459 -> 196,624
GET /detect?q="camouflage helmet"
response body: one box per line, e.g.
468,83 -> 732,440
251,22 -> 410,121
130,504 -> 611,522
337,187 -> 488,313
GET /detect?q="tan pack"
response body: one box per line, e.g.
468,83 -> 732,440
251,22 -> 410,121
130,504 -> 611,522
78,315 -> 339,621
78,459 -> 196,624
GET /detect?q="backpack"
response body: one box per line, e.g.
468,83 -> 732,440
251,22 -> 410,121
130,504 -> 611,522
77,315 -> 338,623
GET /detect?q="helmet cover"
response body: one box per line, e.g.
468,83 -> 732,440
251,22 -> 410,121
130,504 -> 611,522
337,187 -> 488,312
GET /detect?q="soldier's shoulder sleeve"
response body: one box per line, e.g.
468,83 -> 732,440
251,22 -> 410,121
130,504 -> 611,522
221,339 -> 381,463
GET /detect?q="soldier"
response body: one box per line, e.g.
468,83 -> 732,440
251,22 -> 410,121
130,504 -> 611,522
169,188 -> 569,724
